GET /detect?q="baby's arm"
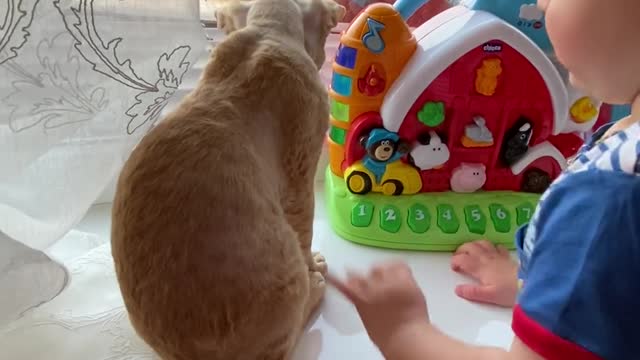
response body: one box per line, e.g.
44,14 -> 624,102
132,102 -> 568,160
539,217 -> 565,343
379,317 -> 541,360
328,264 -> 540,360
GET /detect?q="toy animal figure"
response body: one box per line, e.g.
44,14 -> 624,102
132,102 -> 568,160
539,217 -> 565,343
360,128 -> 409,183
409,130 -> 450,170
110,1 -> 345,359
475,58 -> 502,96
461,115 -> 494,147
501,116 -> 533,166
450,163 -> 487,193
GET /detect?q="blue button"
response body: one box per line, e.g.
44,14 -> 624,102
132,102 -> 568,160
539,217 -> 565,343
362,18 -> 386,54
332,73 -> 352,97
335,44 -> 357,69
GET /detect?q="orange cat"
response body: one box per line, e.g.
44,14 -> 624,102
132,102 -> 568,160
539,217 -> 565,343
110,0 -> 345,359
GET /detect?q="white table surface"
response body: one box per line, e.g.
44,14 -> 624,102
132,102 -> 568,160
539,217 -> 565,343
1,191 -> 513,359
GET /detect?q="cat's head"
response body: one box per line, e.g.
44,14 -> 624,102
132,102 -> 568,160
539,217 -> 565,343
214,0 -> 345,69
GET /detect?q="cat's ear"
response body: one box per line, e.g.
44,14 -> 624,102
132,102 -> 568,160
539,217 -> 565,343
215,1 -> 253,34
325,0 -> 346,28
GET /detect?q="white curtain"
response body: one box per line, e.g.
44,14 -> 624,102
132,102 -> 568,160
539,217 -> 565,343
0,0 -> 207,248
0,0 -> 207,325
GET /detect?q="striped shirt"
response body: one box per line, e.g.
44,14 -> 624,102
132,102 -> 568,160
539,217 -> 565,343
512,121 -> 640,360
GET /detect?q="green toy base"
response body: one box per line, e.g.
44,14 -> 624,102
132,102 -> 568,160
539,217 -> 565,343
325,167 -> 540,252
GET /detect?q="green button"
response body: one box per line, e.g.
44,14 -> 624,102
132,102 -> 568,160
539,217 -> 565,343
464,205 -> 487,235
408,204 -> 431,234
329,126 -> 347,145
380,205 -> 402,233
516,202 -> 535,226
437,204 -> 459,234
351,202 -> 374,227
330,98 -> 350,122
489,204 -> 511,233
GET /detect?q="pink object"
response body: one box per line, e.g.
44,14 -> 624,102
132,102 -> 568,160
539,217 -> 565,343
450,163 -> 486,193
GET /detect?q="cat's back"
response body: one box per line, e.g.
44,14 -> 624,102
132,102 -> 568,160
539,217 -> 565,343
110,106 -> 306,352
111,104 -> 283,274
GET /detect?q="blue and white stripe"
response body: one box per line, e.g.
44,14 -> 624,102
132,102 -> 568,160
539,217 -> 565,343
521,121 -> 640,259
591,125 -> 640,175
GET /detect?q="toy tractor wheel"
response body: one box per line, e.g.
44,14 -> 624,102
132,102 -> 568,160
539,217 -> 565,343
382,180 -> 404,196
347,171 -> 373,195
522,169 -> 551,193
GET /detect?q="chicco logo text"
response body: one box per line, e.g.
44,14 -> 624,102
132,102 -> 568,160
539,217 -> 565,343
482,43 -> 502,52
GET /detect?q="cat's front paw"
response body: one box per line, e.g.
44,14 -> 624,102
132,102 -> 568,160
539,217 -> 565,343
309,252 -> 327,276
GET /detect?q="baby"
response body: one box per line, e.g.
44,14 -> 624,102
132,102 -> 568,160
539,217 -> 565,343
329,0 -> 640,359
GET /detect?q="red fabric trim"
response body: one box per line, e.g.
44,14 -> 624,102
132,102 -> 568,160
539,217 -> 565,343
512,305 -> 602,360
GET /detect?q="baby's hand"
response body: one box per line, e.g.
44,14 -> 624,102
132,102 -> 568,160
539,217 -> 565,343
327,261 -> 429,352
451,240 -> 519,307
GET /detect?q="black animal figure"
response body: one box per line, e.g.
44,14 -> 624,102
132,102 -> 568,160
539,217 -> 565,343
501,116 -> 533,166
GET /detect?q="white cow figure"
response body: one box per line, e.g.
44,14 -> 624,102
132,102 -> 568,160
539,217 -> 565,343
410,131 -> 451,170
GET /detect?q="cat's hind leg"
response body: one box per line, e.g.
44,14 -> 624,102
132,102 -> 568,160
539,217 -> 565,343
258,268 -> 327,360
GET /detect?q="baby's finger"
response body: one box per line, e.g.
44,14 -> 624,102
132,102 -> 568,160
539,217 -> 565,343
326,272 -> 360,303
370,264 -> 386,281
497,245 -> 510,257
388,260 -> 413,274
455,240 -> 490,256
327,270 -> 369,303
347,272 -> 372,298
474,240 -> 498,253
450,252 -> 480,276
454,284 -> 499,305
